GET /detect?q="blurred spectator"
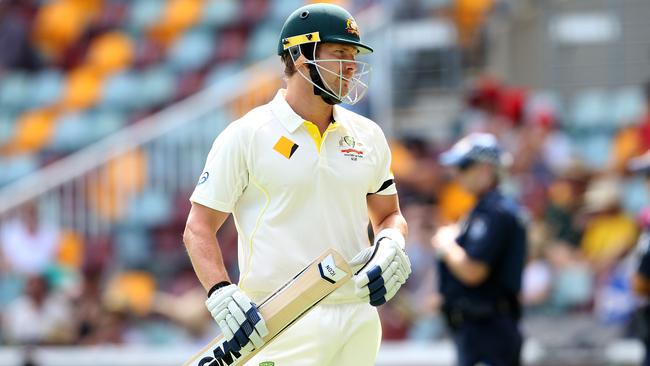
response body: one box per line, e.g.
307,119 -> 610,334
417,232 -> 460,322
498,87 -> 526,127
71,266 -> 106,344
0,203 -> 61,275
390,137 -> 440,204
611,80 -> 650,173
544,174 -> 585,247
455,75 -> 503,136
452,0 -> 493,67
0,0 -> 38,72
84,309 -> 128,345
512,104 -> 568,178
2,275 -> 74,344
580,177 -> 638,274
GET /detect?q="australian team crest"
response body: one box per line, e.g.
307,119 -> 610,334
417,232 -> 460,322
346,18 -> 360,37
339,135 -> 364,161
339,135 -> 355,148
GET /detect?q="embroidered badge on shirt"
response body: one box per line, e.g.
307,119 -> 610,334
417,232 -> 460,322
273,136 -> 299,159
338,135 -> 364,161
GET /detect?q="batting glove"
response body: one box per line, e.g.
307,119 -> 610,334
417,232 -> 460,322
205,283 -> 268,355
350,228 -> 412,306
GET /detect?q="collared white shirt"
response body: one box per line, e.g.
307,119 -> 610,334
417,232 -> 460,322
190,89 -> 396,302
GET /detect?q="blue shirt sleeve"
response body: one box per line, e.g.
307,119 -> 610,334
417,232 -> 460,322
461,212 -> 508,265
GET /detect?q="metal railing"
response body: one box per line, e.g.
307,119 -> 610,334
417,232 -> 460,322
0,59 -> 282,238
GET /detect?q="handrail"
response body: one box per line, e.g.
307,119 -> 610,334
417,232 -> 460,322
0,5 -> 390,223
0,58 -> 279,214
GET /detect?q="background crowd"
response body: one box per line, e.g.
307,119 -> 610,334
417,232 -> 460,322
1,0 -> 649,362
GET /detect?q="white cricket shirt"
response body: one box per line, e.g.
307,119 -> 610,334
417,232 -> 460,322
190,89 -> 396,303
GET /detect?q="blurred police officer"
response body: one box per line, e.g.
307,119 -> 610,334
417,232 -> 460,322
630,151 -> 650,366
431,133 -> 527,366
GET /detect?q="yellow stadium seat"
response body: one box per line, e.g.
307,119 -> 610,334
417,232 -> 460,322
13,108 -> 58,153
86,31 -> 135,75
165,0 -> 203,30
62,66 -> 104,110
32,0 -> 86,61
150,0 -> 204,45
609,126 -> 641,172
67,0 -> 104,19
57,230 -> 84,270
104,271 -> 156,316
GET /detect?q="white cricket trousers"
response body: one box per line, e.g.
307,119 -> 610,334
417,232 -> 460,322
246,302 -> 382,366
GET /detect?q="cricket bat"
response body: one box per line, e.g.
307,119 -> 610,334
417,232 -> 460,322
184,248 -> 352,366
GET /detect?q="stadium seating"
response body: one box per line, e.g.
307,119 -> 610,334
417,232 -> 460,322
1,2 -> 650,363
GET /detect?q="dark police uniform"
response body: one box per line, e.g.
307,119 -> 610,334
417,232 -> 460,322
439,189 -> 527,366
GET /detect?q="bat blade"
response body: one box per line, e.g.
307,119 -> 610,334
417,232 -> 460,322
184,248 -> 352,366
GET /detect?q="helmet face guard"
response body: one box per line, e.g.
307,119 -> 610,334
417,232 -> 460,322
278,4 -> 373,105
288,43 -> 371,105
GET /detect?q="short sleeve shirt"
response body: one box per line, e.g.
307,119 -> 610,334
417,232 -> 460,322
190,89 -> 396,302
438,190 -> 527,304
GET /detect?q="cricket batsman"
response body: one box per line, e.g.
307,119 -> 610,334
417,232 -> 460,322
183,3 -> 412,365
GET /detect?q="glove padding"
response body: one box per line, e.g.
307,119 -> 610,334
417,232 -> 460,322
205,284 -> 268,354
350,229 -> 412,306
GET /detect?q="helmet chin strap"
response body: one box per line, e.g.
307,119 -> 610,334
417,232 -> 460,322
307,64 -> 342,105
289,44 -> 342,105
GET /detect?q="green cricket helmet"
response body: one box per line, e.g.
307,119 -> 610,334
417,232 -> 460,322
277,3 -> 373,55
277,3 -> 373,105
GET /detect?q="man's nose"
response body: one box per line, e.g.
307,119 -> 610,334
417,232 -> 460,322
343,60 -> 356,75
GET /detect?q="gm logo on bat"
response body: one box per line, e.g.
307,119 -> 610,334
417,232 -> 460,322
196,255 -> 346,366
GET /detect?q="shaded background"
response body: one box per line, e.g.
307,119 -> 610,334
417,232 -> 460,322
0,0 -> 649,365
